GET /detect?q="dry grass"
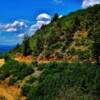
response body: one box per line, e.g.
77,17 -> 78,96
0,80 -> 26,100
0,59 -> 5,67
0,86 -> 14,100
15,53 -> 33,64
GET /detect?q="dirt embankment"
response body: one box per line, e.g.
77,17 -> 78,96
0,81 -> 26,100
0,59 -> 5,67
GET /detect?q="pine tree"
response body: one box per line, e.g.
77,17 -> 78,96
23,34 -> 31,56
90,26 -> 100,65
52,13 -> 59,22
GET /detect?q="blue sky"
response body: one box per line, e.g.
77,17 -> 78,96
0,0 -> 100,45
0,0 -> 82,22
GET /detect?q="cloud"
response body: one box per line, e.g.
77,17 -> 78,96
82,0 -> 100,8
6,28 -> 17,32
0,20 -> 28,32
28,13 -> 51,35
17,33 -> 24,38
36,13 -> 51,25
0,14 -> 51,45
59,15 -> 63,18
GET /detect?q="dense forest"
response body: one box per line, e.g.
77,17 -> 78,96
0,5 -> 100,100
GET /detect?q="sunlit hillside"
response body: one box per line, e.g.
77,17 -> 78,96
0,4 -> 100,100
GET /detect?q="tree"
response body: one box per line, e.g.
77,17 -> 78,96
23,34 -> 31,56
4,53 -> 11,61
34,36 -> 44,56
52,13 -> 59,22
72,15 -> 80,32
90,26 -> 100,65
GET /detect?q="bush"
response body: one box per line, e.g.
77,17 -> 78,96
0,60 -> 34,84
3,53 -> 12,61
22,83 -> 31,96
22,62 -> 100,100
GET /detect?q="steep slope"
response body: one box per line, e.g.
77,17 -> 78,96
0,5 -> 100,100
12,5 -> 100,63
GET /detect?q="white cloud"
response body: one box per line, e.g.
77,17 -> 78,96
0,20 -> 28,32
59,15 -> 63,18
36,13 -> 51,25
28,13 -> 51,35
11,21 -> 27,27
18,33 -> 24,38
6,28 -> 17,32
82,0 -> 100,8
0,14 -> 51,45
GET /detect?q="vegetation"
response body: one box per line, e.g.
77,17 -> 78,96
89,25 -> 100,64
0,59 -> 34,84
0,61 -> 100,100
0,5 -> 100,100
11,5 -> 100,63
0,60 -> 100,100
23,34 -> 32,56
21,62 -> 100,100
0,96 -> 7,100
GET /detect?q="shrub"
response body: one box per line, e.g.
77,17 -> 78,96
0,60 -> 34,84
23,62 -> 100,100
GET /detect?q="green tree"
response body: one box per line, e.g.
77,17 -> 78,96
72,15 -> 80,32
52,13 -> 59,22
23,34 -> 31,56
89,26 -> 100,65
34,36 -> 44,56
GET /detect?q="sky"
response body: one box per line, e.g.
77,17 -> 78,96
0,0 -> 100,45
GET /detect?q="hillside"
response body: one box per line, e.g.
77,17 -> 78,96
12,5 -> 100,63
0,5 -> 100,100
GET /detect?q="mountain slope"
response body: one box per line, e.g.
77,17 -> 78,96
0,5 -> 100,100
12,4 -> 100,63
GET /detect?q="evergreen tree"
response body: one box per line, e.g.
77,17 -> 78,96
23,34 -> 31,56
90,26 -> 100,65
72,15 -> 80,32
34,36 -> 44,56
52,13 -> 59,22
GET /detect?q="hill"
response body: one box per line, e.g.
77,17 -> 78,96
12,5 -> 100,63
0,5 -> 100,100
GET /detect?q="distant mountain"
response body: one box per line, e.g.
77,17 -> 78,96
0,45 -> 15,55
